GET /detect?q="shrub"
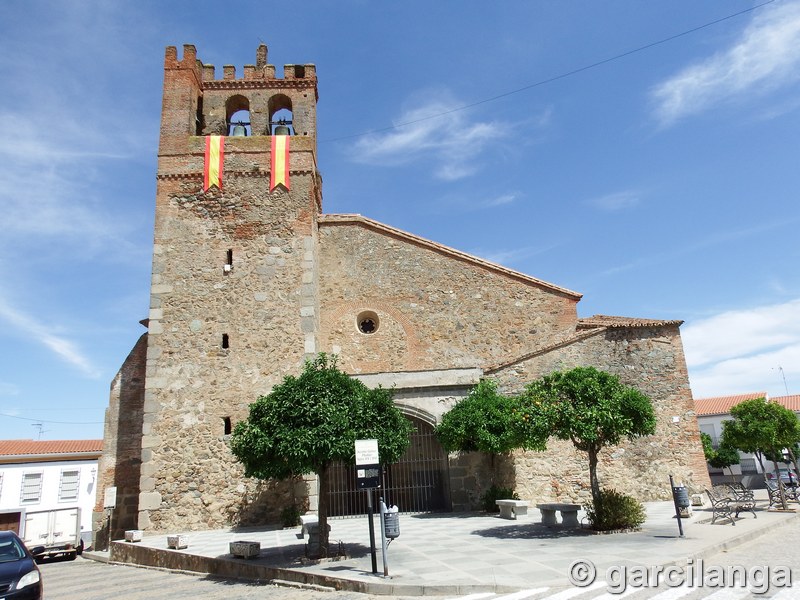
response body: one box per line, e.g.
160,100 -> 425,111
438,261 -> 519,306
280,504 -> 301,528
481,485 -> 519,513
584,489 -> 646,531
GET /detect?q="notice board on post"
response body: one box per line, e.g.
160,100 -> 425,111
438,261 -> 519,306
355,439 -> 380,489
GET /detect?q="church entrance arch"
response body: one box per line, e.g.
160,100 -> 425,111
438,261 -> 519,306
328,414 -> 450,516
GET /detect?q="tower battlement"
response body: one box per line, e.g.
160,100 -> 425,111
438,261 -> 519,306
164,44 -> 316,87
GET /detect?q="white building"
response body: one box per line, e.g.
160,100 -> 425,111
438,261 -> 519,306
0,440 -> 102,548
695,393 -> 800,485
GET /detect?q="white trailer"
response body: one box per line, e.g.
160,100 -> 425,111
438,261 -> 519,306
22,507 -> 82,560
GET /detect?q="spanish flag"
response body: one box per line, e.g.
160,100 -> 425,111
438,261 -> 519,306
204,135 -> 224,190
270,134 -> 290,191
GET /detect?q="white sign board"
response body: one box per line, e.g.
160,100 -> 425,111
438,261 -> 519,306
104,486 -> 118,509
355,439 -> 379,466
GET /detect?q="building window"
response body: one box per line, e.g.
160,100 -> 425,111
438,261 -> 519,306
20,472 -> 43,504
58,469 -> 81,502
357,310 -> 379,335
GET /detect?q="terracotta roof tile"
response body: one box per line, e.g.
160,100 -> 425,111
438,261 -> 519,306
694,393 -> 768,416
578,315 -> 684,328
0,439 -> 103,457
773,395 -> 800,412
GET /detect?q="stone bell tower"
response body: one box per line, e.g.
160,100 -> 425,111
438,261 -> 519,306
137,44 -> 322,531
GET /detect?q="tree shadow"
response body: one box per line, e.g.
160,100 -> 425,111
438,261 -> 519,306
471,523 -> 594,540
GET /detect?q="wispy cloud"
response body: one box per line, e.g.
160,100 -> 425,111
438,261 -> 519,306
0,383 -> 20,397
0,298 -> 100,378
683,298 -> 800,398
351,91 -> 517,181
468,243 -> 559,268
651,1 -> 800,126
585,190 -> 641,211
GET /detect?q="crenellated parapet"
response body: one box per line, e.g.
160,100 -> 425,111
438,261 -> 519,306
159,43 -> 318,154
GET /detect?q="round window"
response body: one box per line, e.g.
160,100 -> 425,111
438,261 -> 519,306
357,310 -> 379,335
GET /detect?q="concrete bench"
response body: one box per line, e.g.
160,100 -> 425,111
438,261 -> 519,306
299,514 -> 318,538
536,503 -> 581,527
495,499 -> 530,520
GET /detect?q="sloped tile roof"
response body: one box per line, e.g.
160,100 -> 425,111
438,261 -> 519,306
0,439 -> 103,457
694,393 -> 768,416
773,395 -> 800,412
578,315 -> 684,328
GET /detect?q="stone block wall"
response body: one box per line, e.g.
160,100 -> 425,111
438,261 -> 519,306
317,216 -> 580,374
491,323 -> 711,505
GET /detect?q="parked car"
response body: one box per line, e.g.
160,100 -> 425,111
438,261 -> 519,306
0,530 -> 43,600
766,468 -> 798,486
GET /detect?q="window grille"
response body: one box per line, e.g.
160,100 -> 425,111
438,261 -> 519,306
59,469 -> 80,502
740,458 -> 758,474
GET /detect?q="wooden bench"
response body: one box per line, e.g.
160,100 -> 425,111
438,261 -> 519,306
536,503 -> 581,527
495,499 -> 530,520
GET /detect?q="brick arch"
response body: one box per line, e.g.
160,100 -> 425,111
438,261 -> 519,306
320,300 -> 424,371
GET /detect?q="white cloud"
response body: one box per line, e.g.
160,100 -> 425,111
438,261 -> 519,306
651,1 -> 800,125
0,383 -> 20,397
351,91 -> 514,181
0,298 -> 100,378
468,243 -> 560,268
586,190 -> 641,211
683,298 -> 800,398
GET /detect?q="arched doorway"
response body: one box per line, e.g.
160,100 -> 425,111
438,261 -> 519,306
328,414 -> 450,516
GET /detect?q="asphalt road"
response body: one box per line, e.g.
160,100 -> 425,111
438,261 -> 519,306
39,519 -> 800,600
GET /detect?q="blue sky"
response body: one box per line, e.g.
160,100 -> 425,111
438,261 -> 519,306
1,1 -> 798,441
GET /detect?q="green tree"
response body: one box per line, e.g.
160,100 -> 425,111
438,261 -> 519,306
230,354 -> 413,556
720,397 -> 800,508
436,379 -> 544,455
435,379 -> 546,505
518,366 -> 656,516
700,432 -> 740,478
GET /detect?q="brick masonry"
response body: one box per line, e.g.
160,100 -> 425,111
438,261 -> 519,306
99,44 -> 709,536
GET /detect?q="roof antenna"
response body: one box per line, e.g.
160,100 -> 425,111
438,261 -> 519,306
778,366 -> 790,396
31,422 -> 47,440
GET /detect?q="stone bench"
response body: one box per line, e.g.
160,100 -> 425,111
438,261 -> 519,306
298,514 -> 319,538
536,503 -> 581,527
496,499 -> 530,520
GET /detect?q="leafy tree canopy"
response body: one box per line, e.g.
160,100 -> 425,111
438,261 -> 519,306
519,366 -> 656,513
435,379 -> 545,455
700,432 -> 740,470
520,366 -> 656,452
721,397 -> 800,459
230,353 -> 413,480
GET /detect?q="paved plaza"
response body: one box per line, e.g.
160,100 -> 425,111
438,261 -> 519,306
86,491 -> 800,595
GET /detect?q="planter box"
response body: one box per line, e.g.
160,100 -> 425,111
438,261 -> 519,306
124,530 -> 143,542
229,540 -> 260,559
167,534 -> 188,549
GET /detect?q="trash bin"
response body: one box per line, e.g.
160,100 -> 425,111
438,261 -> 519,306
673,486 -> 690,509
384,505 -> 400,539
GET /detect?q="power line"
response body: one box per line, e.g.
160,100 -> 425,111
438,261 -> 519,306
323,0 -> 775,143
0,412 -> 103,426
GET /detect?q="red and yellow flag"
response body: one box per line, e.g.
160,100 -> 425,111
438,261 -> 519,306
270,134 -> 290,191
204,135 -> 225,190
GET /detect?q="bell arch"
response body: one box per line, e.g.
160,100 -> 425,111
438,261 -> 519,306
268,94 -> 294,135
226,94 -> 251,136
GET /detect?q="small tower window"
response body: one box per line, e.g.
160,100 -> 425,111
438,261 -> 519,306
224,249 -> 233,273
222,334 -> 230,349
223,417 -> 232,435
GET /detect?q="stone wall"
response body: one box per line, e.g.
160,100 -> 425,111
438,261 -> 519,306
317,217 -> 580,374
491,323 -> 711,505
94,329 -> 147,548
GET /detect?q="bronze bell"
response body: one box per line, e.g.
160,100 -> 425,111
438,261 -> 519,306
231,123 -> 247,137
273,123 -> 291,136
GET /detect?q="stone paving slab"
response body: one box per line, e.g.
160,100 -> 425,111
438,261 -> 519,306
93,492 -> 800,595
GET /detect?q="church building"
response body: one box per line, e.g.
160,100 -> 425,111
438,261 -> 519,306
95,44 -> 709,540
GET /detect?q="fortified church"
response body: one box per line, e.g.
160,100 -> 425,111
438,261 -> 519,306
95,44 -> 710,541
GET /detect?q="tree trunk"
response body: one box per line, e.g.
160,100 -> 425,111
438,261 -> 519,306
770,452 -> 787,510
317,463 -> 330,557
588,447 -> 601,514
787,447 -> 800,486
